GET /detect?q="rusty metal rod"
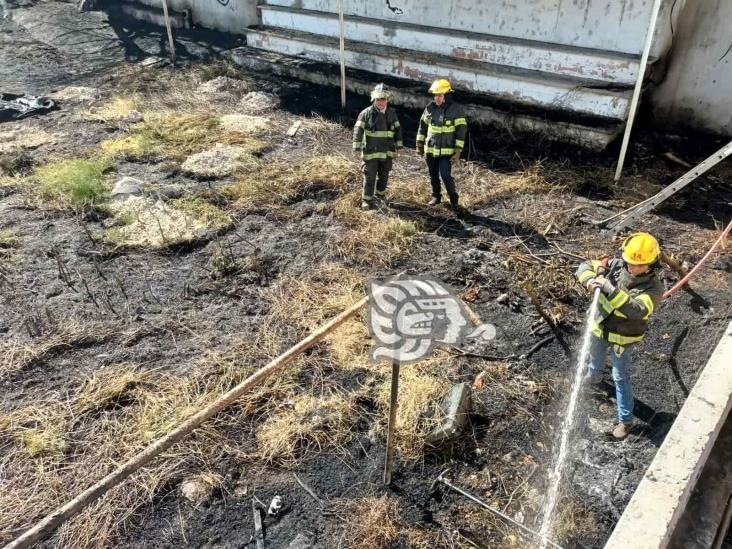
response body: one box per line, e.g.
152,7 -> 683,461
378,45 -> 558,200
383,360 -> 400,485
433,470 -> 564,549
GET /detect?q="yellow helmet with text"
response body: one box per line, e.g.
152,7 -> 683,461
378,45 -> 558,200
428,79 -> 453,95
622,232 -> 660,265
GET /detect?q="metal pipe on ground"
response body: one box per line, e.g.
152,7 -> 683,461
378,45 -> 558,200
431,469 -> 564,549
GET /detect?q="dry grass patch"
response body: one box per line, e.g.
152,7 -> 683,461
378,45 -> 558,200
138,112 -> 268,161
342,495 -> 401,549
551,492 -> 602,543
86,96 -> 141,123
169,194 -> 233,231
338,214 -> 420,267
375,357 -> 451,460
229,155 -> 358,209
99,134 -> 159,161
256,392 -> 357,466
390,161 -> 564,209
0,229 -> 20,260
0,348 -> 283,548
265,264 -> 365,330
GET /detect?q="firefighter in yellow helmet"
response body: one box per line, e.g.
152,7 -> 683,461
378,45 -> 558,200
416,79 -> 468,211
575,233 -> 664,440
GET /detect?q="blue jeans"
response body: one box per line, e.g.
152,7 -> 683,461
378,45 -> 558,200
587,335 -> 634,423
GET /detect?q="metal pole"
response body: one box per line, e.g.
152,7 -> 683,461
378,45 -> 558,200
337,0 -> 346,110
161,0 -> 177,64
436,474 -> 565,549
383,360 -> 400,485
614,0 -> 663,182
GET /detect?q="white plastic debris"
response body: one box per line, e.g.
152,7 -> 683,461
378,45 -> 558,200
267,495 -> 283,516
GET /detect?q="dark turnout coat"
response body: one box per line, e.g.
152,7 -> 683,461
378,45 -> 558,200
416,97 -> 467,157
576,258 -> 664,346
352,105 -> 403,160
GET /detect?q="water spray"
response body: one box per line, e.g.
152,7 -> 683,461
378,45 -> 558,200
537,287 -> 601,547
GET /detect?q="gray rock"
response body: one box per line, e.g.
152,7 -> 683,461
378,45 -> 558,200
286,534 -> 314,549
197,76 -> 251,97
496,293 -> 510,304
122,110 -> 144,123
180,478 -> 212,508
238,91 -> 280,114
111,176 -> 144,200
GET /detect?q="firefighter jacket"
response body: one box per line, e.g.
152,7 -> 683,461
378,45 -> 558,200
352,105 -> 403,161
416,96 -> 467,157
576,258 -> 664,346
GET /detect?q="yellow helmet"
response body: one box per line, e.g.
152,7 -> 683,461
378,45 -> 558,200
622,232 -> 660,265
428,79 -> 453,95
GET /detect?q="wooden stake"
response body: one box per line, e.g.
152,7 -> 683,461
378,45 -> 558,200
523,282 -> 571,357
383,360 -> 400,485
252,499 -> 265,549
161,0 -> 176,64
337,0 -> 346,110
613,0 -> 663,181
4,296 -> 370,549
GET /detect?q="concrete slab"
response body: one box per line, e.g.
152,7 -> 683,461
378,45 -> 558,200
245,27 -> 632,120
260,5 -> 640,85
227,46 -> 622,150
604,321 -> 732,549
426,383 -> 473,446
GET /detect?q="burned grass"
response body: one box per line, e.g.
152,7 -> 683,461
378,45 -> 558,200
0,338 -> 310,548
0,323 -> 115,381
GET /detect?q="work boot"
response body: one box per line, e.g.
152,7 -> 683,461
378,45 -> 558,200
612,422 -> 632,440
427,197 -> 440,206
361,200 -> 373,211
375,194 -> 389,208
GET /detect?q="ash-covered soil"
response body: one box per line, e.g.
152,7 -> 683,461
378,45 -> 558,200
1,3 -> 731,549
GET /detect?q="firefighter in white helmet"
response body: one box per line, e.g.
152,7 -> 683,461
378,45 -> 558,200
352,83 -> 403,210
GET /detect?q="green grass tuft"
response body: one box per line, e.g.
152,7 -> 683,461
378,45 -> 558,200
35,158 -> 110,207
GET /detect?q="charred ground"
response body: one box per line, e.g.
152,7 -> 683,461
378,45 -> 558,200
0,3 -> 731,549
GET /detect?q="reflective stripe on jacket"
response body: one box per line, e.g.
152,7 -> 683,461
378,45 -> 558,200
576,258 -> 663,346
352,105 -> 403,161
416,98 -> 467,157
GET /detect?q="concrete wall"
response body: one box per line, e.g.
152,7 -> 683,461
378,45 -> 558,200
651,0 -> 732,136
134,0 -> 258,34
267,0 -> 677,56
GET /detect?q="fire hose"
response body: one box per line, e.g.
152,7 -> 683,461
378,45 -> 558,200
663,220 -> 732,299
